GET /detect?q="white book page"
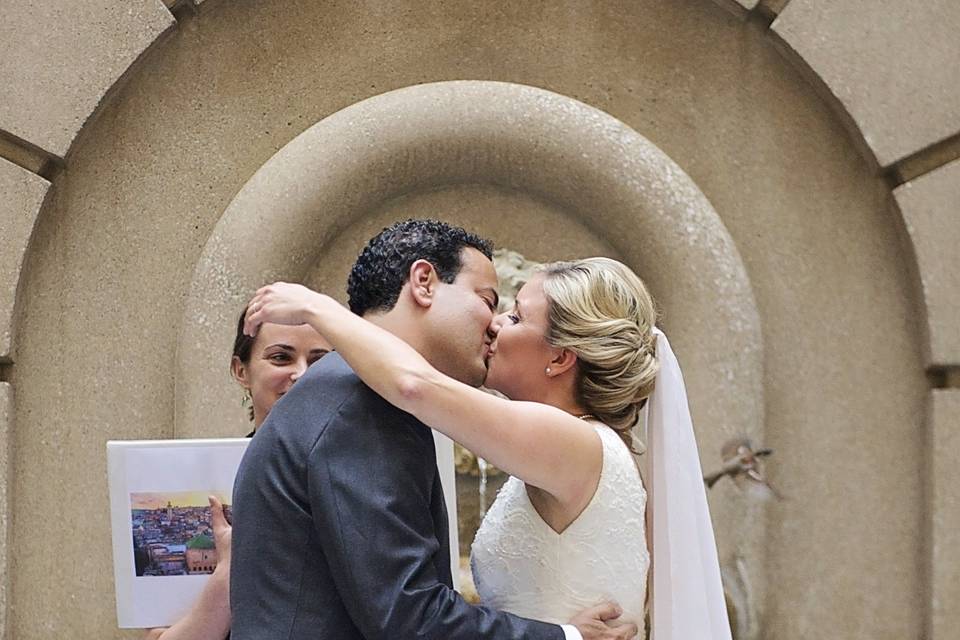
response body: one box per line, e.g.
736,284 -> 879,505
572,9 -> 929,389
109,434 -> 460,628
107,439 -> 249,629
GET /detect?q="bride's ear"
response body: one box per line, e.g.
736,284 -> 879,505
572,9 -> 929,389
545,348 -> 577,377
408,259 -> 438,309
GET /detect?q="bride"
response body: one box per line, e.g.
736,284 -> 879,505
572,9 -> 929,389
244,256 -> 731,640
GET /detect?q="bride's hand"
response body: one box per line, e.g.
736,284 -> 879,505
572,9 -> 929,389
244,282 -> 325,336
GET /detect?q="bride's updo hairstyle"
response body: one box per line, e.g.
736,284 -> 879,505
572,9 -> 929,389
540,257 -> 659,453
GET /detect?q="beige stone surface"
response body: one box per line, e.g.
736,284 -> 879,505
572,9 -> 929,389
4,1 -> 931,638
761,0 -> 791,14
166,0 -> 217,9
0,0 -> 174,160
0,134 -> 50,177
772,0 -> 960,168
894,159 -> 960,367
930,390 -> 960,640
0,383 -> 10,638
0,157 -> 50,361
711,0 -> 759,17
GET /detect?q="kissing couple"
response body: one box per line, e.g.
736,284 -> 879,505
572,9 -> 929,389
230,219 -> 731,639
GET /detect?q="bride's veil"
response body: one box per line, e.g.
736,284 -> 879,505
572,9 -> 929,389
644,328 -> 732,640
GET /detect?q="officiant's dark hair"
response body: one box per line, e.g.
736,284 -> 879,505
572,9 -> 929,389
232,306 -> 256,420
233,307 -> 255,365
347,219 -> 493,316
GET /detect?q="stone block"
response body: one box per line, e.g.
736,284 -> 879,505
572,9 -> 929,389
162,0 -> 215,9
0,1 -> 174,160
0,383 -> 11,637
929,390 -> 960,640
0,157 -> 50,361
761,0 -> 790,14
772,0 -> 960,168
1,1 -> 941,636
711,0 -> 760,18
894,158 -> 960,367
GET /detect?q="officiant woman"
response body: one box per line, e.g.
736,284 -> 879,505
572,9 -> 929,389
143,308 -> 331,640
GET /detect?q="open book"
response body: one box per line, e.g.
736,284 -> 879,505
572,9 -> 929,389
107,438 -> 249,628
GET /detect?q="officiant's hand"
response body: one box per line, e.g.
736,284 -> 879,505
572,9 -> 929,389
209,495 -> 232,568
569,602 -> 638,640
141,498 -> 233,640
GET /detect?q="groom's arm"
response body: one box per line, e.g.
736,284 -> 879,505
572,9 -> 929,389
307,391 -> 566,640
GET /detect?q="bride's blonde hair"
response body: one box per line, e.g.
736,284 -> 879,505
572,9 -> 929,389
541,257 -> 659,452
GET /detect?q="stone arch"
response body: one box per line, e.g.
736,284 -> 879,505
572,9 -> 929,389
3,2 -> 952,636
177,81 -> 763,440
175,80 -> 766,626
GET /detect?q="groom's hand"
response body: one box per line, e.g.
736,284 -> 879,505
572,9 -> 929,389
569,602 -> 639,640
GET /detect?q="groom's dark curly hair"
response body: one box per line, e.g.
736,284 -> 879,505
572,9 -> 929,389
347,219 -> 494,316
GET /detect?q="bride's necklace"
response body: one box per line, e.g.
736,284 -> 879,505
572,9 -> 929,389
575,413 -> 597,421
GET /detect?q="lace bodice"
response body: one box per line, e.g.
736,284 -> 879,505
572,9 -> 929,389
470,424 -> 649,628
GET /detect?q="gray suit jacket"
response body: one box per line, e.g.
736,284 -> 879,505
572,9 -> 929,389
230,352 -> 564,639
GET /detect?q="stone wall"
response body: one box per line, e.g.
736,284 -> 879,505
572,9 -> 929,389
1,1 -> 957,638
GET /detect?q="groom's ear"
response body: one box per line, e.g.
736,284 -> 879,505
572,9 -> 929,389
408,259 -> 438,309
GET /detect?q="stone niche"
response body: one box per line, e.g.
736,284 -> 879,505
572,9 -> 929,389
175,81 -> 765,636
6,2 -> 938,639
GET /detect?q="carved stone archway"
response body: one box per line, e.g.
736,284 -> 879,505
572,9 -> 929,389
175,79 -> 765,630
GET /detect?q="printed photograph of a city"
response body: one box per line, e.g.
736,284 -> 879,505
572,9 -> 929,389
130,492 -> 229,577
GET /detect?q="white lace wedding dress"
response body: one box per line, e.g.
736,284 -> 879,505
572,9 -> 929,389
471,423 -> 649,631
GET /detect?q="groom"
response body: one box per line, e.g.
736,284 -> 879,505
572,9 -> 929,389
230,219 -> 637,640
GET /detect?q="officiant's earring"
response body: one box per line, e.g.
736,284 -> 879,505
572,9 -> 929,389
545,367 -> 551,375
241,389 -> 254,420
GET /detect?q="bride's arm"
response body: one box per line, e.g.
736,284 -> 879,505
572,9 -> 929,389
245,283 -> 601,504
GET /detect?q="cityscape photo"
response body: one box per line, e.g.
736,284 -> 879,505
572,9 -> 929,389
130,491 -> 229,577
